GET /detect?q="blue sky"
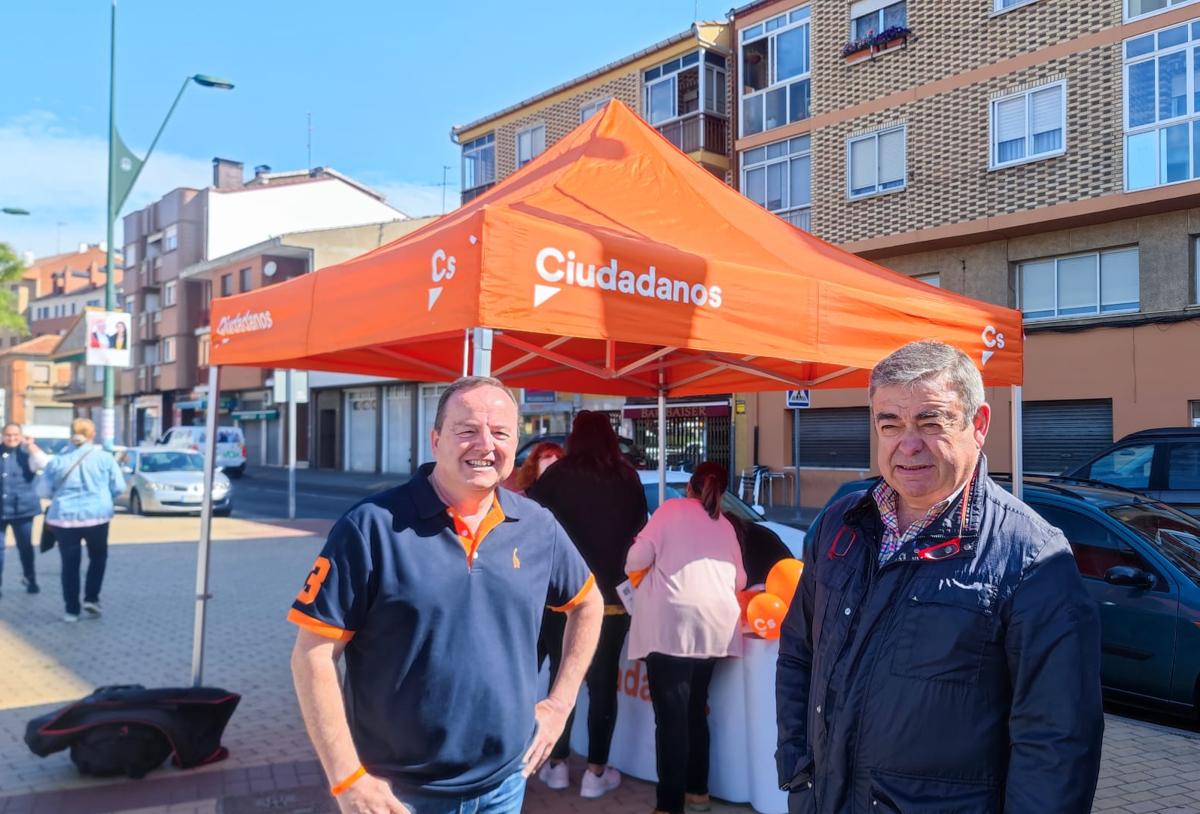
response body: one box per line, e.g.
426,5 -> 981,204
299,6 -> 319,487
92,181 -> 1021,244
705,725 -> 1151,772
0,0 -> 731,259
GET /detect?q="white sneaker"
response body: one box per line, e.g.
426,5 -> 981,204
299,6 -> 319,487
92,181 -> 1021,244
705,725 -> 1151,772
82,601 -> 102,618
579,766 -> 621,799
63,613 -> 79,623
537,760 -> 569,790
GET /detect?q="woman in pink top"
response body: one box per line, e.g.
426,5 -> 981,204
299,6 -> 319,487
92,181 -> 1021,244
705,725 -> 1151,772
625,462 -> 747,814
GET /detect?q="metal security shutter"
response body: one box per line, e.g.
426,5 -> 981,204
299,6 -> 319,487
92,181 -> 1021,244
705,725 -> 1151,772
242,420 -> 264,467
1022,399 -> 1113,474
795,407 -> 871,468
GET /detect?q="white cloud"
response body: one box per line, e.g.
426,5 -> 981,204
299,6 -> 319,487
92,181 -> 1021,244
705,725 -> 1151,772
0,110 -> 210,258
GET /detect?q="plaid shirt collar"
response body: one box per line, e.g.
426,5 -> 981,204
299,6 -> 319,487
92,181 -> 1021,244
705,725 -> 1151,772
872,478 -> 968,565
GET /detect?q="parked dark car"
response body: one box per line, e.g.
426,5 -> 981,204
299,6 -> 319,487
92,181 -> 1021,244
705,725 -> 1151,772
1064,427 -> 1200,519
513,433 -> 650,469
812,474 -> 1200,718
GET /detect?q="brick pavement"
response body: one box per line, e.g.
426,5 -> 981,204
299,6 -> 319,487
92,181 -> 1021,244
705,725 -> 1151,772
0,513 -> 1198,813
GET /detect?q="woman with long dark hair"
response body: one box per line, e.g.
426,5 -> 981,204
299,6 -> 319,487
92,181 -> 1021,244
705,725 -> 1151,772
625,461 -> 746,814
526,411 -> 647,799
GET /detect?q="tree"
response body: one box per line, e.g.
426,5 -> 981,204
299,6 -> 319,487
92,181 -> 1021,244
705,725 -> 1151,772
0,242 -> 30,335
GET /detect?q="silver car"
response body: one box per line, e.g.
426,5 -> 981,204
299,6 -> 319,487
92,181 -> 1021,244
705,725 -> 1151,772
115,447 -> 233,516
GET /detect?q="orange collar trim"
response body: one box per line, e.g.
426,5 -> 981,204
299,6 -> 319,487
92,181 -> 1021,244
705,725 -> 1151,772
447,498 -> 507,565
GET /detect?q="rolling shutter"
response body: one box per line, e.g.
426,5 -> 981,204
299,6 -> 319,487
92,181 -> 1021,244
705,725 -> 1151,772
795,407 -> 871,468
1022,399 -> 1113,474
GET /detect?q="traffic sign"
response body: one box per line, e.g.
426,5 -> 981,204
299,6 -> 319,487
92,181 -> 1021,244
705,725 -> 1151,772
786,389 -> 810,409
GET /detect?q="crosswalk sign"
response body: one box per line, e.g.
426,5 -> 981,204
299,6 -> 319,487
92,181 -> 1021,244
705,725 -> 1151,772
786,390 -> 811,409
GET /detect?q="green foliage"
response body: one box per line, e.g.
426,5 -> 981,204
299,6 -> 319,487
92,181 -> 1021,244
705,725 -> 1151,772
0,243 -> 30,335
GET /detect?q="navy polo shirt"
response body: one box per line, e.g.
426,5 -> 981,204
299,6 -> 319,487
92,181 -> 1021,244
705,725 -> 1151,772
288,463 -> 593,797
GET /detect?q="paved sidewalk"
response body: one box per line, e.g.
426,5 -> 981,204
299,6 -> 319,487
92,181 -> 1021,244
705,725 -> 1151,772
1,513 -> 1199,813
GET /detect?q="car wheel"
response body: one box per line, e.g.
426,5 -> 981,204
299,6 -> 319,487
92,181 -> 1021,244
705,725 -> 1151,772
129,490 -> 144,516
215,506 -> 232,517
227,466 -> 244,479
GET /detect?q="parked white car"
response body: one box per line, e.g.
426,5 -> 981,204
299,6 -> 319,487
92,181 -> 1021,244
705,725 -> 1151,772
636,469 -> 805,555
157,425 -> 247,477
115,447 -> 232,515
22,423 -> 71,456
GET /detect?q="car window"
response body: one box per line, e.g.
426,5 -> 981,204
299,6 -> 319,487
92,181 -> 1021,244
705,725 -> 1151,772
140,451 -> 205,472
1031,502 -> 1152,582
1107,503 -> 1200,587
642,483 -> 764,522
1167,442 -> 1200,490
217,430 -> 241,444
1086,443 -> 1154,490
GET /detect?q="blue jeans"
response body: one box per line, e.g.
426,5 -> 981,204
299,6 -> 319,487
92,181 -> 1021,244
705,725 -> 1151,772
54,523 -> 109,615
0,517 -> 35,586
395,770 -> 526,814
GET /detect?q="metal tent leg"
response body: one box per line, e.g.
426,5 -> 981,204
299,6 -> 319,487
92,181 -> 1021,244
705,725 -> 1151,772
191,365 -> 221,687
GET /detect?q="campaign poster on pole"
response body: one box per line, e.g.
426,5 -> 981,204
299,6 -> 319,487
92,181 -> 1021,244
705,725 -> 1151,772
86,311 -> 132,367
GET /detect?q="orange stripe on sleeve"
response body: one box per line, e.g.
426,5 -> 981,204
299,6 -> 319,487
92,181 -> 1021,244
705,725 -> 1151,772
287,608 -> 355,642
549,574 -> 595,612
627,567 -> 650,589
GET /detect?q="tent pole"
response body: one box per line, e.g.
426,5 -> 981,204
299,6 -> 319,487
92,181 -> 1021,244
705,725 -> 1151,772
462,329 -> 470,376
472,328 -> 493,376
657,373 -> 666,509
191,364 -> 221,687
287,369 -> 296,520
1010,385 -> 1023,501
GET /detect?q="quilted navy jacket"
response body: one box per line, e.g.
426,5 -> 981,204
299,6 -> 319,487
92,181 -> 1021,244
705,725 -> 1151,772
776,457 -> 1104,814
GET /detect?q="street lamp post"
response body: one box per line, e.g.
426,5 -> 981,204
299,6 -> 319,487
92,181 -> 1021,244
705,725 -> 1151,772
103,0 -> 232,448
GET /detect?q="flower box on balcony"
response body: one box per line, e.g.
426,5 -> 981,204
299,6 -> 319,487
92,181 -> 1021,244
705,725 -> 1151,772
842,26 -> 911,62
844,45 -> 873,62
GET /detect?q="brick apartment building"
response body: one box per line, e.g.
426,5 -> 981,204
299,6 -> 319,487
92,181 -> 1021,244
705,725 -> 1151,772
723,0 -> 1200,507
120,159 -> 407,445
0,335 -> 72,427
453,2 -> 1200,508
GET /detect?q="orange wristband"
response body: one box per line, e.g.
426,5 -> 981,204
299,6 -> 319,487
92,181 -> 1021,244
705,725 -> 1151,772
330,764 -> 366,796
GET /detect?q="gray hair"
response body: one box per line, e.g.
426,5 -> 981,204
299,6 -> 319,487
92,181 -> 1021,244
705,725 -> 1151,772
869,341 -> 985,424
433,376 -> 519,431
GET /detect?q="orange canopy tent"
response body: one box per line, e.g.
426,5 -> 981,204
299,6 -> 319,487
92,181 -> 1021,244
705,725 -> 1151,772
188,100 -> 1025,684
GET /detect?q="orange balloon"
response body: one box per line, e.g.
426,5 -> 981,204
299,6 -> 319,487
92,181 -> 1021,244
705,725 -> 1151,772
766,558 -> 804,606
747,592 -> 787,640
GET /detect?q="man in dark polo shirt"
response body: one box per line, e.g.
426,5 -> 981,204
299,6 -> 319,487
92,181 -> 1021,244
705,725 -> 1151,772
290,376 -> 603,814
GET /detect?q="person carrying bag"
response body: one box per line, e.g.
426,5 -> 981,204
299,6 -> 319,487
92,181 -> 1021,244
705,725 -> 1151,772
33,419 -> 125,623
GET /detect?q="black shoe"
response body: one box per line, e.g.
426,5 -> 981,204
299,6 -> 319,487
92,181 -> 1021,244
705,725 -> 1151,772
22,577 -> 39,594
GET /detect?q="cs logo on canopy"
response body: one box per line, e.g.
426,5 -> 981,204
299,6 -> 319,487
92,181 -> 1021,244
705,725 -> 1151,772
981,325 -> 1005,366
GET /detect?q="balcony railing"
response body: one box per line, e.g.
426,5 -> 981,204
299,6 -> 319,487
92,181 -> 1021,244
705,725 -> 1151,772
655,113 -> 728,155
137,260 -> 160,290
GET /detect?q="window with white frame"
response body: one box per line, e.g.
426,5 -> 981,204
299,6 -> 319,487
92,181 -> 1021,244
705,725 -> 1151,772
164,280 -> 176,307
124,243 -> 137,266
991,82 -> 1066,167
198,334 -> 210,368
704,52 -> 728,116
1123,20 -> 1200,189
164,224 -> 178,252
461,133 -> 495,192
162,336 -> 176,364
643,51 -> 704,126
580,98 -> 610,122
847,125 -> 906,198
1019,247 -> 1140,320
915,272 -> 940,286
1127,0 -> 1200,22
850,0 -> 907,42
515,124 -> 546,169
741,135 -> 811,230
994,0 -> 1036,10
740,6 -> 810,136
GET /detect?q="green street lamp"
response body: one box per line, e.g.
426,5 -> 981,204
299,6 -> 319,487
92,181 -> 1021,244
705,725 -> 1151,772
1,208 -> 30,216
102,0 -> 233,448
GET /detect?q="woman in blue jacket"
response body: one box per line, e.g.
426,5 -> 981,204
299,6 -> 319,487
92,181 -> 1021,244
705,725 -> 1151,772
34,418 -> 125,623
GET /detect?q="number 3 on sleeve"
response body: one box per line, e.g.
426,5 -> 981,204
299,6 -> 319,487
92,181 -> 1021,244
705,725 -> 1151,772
296,556 -> 332,604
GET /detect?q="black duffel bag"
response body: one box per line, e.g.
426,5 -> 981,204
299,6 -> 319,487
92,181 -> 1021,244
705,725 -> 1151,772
25,684 -> 240,779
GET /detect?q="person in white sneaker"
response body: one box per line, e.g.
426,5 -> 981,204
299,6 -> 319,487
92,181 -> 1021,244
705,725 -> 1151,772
33,419 -> 125,623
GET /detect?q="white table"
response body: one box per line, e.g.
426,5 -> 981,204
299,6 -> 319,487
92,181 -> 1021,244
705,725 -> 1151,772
564,635 -> 787,814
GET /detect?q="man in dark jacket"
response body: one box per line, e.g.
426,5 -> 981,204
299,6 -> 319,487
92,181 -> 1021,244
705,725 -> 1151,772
776,341 -> 1103,814
0,424 -> 43,595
